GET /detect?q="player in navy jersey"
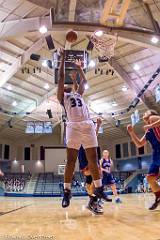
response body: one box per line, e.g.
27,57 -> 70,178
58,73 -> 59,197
127,109 -> 160,210
57,49 -> 109,209
100,150 -> 122,203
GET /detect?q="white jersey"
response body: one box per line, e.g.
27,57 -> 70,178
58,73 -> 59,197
63,92 -> 90,122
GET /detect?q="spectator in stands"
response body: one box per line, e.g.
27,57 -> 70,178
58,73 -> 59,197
4,175 -> 26,192
143,175 -> 149,193
59,180 -> 64,193
75,180 -> 80,187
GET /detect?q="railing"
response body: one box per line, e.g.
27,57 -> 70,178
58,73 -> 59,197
123,169 -> 148,189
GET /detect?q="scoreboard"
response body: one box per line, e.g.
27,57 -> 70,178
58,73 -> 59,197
53,50 -> 88,85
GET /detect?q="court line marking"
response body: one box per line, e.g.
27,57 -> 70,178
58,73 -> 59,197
0,204 -> 32,217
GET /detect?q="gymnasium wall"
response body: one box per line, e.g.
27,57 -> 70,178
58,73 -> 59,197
0,127 -> 80,173
45,148 -> 66,173
0,131 -> 62,173
0,132 -> 152,173
0,137 -> 17,162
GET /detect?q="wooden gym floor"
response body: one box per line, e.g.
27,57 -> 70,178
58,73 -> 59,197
0,194 -> 159,240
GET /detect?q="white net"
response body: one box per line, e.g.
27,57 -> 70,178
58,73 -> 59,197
90,33 -> 117,59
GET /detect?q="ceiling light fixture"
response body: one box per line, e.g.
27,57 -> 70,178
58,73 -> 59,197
122,86 -> 128,92
151,36 -> 159,44
42,60 -> 48,67
112,101 -> 118,107
7,85 -> 12,91
12,101 -> 17,107
39,25 -> 48,34
88,60 -> 96,68
44,83 -> 50,90
94,30 -> 104,37
84,84 -> 89,90
133,64 -> 140,71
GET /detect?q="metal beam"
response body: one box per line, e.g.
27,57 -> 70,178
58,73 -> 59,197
0,16 -> 51,39
68,0 -> 77,21
16,87 -> 58,116
0,58 -> 21,87
2,82 -> 42,101
108,58 -> 159,112
100,0 -> 131,26
22,37 -> 45,64
0,37 -> 46,88
51,22 -> 160,52
27,0 -> 55,9
1,18 -> 160,52
65,0 -> 77,50
143,2 -> 160,33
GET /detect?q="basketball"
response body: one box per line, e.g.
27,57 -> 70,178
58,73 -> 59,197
66,30 -> 78,43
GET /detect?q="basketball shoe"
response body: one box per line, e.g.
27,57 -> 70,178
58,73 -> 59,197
62,189 -> 72,208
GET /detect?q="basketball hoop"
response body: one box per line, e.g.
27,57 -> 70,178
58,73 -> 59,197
90,33 -> 117,60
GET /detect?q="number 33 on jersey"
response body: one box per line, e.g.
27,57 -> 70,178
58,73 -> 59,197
70,98 -> 82,108
63,92 -> 90,122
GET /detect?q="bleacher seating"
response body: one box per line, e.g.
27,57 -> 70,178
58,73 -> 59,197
0,171 -> 130,196
34,172 -> 86,196
33,171 -> 126,196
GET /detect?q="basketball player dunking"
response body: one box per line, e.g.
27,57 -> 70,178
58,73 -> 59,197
57,49 -> 110,208
127,110 -> 160,210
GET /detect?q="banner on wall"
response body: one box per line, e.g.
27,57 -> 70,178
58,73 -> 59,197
131,109 -> 140,126
25,121 -> 53,134
155,84 -> 160,103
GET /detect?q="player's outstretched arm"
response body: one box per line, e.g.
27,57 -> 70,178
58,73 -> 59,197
57,49 -> 65,103
110,158 -> 113,166
95,117 -> 102,136
72,79 -> 78,92
74,59 -> 87,96
127,124 -> 146,148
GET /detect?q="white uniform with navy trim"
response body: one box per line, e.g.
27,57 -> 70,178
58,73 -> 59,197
63,92 -> 98,149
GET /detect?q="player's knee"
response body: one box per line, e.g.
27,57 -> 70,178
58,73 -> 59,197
85,175 -> 92,184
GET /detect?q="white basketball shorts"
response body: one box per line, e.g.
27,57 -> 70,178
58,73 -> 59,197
66,120 -> 98,150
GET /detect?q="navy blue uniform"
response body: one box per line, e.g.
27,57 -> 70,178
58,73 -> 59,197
145,127 -> 160,175
78,145 -> 88,172
78,145 -> 101,172
101,159 -> 115,185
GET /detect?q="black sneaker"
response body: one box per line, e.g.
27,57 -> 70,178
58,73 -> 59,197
86,196 -> 103,215
62,189 -> 72,208
149,197 -> 160,210
97,199 -> 104,209
94,186 -> 112,202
